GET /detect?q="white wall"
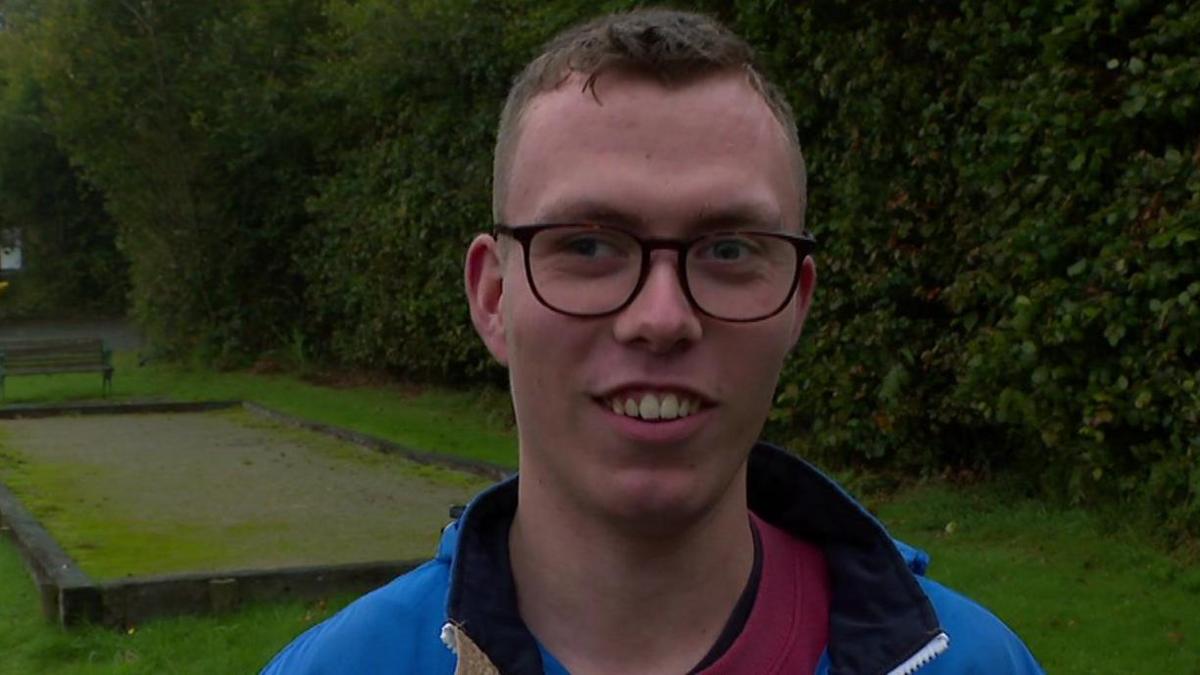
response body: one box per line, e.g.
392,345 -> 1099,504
0,228 -> 21,270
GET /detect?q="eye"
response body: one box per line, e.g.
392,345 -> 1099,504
551,229 -> 633,260
564,236 -> 618,258
698,235 -> 758,261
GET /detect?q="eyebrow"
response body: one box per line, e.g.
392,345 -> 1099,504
536,199 -> 643,228
693,201 -> 782,231
535,198 -> 783,232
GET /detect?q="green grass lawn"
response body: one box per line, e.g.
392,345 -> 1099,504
2,353 -> 1198,673
875,483 -> 1200,674
0,352 -> 519,468
0,540 -> 357,674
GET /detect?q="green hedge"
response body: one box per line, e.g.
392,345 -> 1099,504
1,0 -> 1195,535
299,0 -> 632,382
0,41 -> 126,318
754,1 -> 1199,536
299,0 -> 523,382
5,0 -> 325,361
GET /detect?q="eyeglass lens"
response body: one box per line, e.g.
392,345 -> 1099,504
526,226 -> 799,320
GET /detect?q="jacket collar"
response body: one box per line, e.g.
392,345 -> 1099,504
440,442 -> 945,675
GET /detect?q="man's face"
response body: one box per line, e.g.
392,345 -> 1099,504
467,70 -> 815,530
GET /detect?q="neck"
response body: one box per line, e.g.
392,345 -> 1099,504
509,467 -> 754,675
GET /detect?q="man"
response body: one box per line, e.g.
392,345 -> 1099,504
264,9 -> 1043,674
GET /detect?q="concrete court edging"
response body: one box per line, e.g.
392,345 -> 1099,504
0,399 -> 243,420
0,479 -> 94,625
0,399 -> 510,627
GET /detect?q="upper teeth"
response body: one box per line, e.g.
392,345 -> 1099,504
608,392 -> 701,421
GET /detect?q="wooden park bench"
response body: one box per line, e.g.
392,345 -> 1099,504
0,338 -> 114,400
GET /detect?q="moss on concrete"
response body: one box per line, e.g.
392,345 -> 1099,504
0,411 -> 494,580
220,408 -> 484,489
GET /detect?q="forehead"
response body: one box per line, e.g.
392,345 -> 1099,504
503,70 -> 801,230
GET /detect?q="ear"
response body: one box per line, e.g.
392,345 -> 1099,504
788,255 -> 817,348
465,234 -> 509,366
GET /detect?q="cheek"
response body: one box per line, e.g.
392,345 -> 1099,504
503,290 -> 596,420
712,324 -> 793,409
501,268 -> 545,367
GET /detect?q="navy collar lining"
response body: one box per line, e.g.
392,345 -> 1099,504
446,443 -> 944,675
747,445 -> 943,673
446,479 -> 544,674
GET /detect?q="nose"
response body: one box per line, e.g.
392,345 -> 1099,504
612,250 -> 703,352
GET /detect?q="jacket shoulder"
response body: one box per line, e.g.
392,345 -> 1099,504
916,576 -> 1045,674
260,558 -> 456,674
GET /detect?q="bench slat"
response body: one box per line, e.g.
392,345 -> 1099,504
7,365 -> 111,375
3,346 -> 103,357
6,359 -> 103,367
6,360 -> 108,370
4,348 -> 104,357
0,338 -> 102,350
4,351 -> 106,359
3,346 -> 104,355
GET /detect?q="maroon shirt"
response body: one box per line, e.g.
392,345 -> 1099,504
700,514 -> 831,674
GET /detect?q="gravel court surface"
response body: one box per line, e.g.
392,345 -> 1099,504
0,409 -> 493,580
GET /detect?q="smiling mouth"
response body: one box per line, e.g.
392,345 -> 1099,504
599,391 -> 707,422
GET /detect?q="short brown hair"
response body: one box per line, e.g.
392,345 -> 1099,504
492,8 -> 807,227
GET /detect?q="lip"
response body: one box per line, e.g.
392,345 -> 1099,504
594,381 -> 716,406
593,396 -> 713,445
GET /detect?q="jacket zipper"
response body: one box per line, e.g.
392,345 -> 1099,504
886,632 -> 950,675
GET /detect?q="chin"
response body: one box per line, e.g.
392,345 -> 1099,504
593,468 -> 726,533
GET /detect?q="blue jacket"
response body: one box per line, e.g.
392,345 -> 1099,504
263,443 -> 1044,674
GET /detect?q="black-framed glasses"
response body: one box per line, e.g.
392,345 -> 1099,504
494,223 -> 816,322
